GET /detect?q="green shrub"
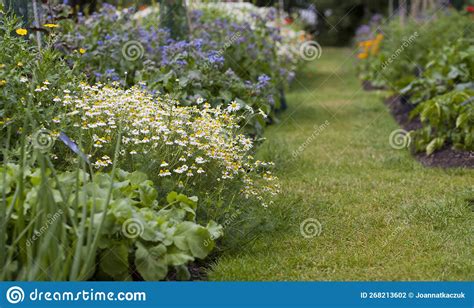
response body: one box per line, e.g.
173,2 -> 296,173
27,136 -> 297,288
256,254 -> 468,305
357,11 -> 474,155
359,11 -> 474,90
410,90 -> 474,154
0,163 -> 220,281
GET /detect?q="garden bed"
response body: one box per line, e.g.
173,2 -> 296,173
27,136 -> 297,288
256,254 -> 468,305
356,11 -> 473,160
0,2 -> 306,281
384,95 -> 474,168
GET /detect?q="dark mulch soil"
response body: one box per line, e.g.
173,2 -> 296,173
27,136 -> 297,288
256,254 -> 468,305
166,253 -> 219,281
165,260 -> 210,281
384,95 -> 422,131
415,147 -> 474,168
384,95 -> 474,168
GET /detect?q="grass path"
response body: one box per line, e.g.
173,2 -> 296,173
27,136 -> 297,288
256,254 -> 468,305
209,48 -> 474,281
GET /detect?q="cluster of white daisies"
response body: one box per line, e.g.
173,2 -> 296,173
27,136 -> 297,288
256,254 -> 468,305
59,83 -> 280,205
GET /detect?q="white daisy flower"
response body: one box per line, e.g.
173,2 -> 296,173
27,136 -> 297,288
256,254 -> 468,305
226,101 -> 240,113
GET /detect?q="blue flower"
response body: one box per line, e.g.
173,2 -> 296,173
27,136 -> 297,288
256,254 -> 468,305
257,74 -> 271,89
207,51 -> 225,65
59,132 -> 90,163
176,59 -> 188,66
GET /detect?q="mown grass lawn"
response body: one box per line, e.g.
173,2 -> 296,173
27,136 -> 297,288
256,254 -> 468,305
208,48 -> 474,281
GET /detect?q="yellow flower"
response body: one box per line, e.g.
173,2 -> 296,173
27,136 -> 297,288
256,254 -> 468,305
371,44 -> 381,56
363,40 -> 373,47
17,62 -> 23,67
44,23 -> 59,28
0,80 -> 6,87
368,35 -> 383,56
16,28 -> 28,36
79,48 -> 86,54
357,53 -> 369,60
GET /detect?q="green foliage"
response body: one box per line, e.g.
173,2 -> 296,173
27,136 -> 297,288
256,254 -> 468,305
1,161 -> 97,280
0,6 -> 279,280
360,11 -> 473,90
358,11 -> 474,155
96,170 -> 221,281
0,16 -> 83,148
0,163 -> 220,281
410,90 -> 474,154
400,38 -> 474,104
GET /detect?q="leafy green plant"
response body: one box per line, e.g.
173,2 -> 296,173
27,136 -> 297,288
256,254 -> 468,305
357,11 -> 474,155
410,90 -> 474,154
358,11 -> 474,90
0,163 -> 221,281
0,15 -> 83,149
90,170 -> 222,281
0,3 -> 288,282
401,38 -> 474,104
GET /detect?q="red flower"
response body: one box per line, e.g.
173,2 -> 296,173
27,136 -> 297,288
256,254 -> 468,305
284,17 -> 293,25
466,5 -> 474,13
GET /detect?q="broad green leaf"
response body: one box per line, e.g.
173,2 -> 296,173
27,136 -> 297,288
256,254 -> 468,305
99,242 -> 131,281
166,246 -> 194,266
174,222 -> 214,259
127,171 -> 148,186
426,137 -> 445,155
166,191 -> 178,204
207,220 -> 223,240
135,242 -> 168,281
175,264 -> 191,281
111,198 -> 134,220
456,113 -> 468,128
139,181 -> 158,207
